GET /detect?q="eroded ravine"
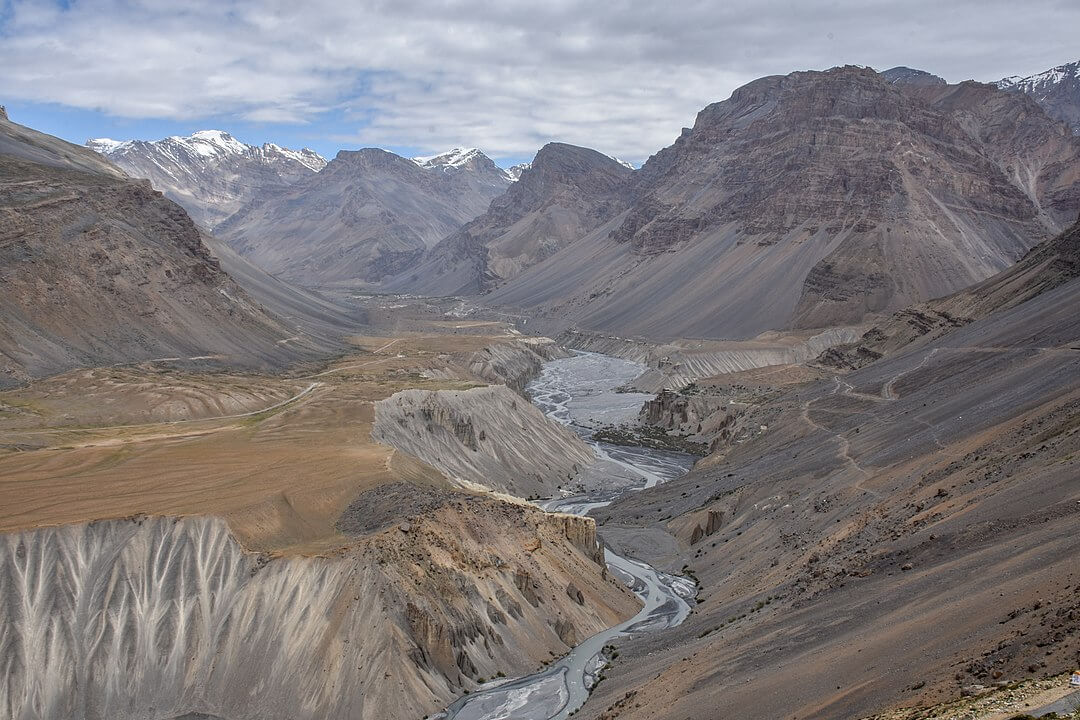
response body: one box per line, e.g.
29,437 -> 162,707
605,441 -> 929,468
442,352 -> 697,720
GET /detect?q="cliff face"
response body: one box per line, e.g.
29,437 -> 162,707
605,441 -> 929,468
0,503 -> 635,720
372,385 -> 596,497
454,337 -> 569,393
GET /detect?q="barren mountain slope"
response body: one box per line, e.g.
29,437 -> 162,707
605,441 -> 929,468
217,147 -> 510,286
385,143 -> 633,295
820,216 -> 1080,369
0,115 -> 345,388
486,66 -> 1080,340
87,130 -> 326,229
582,266 -> 1080,719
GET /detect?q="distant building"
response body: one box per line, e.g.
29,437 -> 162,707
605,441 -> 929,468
1071,670 -> 1080,687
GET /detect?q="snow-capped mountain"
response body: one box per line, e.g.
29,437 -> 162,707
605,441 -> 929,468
998,60 -> 1080,132
507,162 -> 531,181
86,130 -> 327,228
413,147 -> 486,170
411,147 -> 517,189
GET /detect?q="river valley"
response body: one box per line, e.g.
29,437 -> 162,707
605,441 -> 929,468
442,352 -> 697,720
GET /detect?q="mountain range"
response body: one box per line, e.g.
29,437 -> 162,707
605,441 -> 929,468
215,146 -> 513,285
87,130 -> 326,229
2,112 -> 359,387
68,59 -> 1080,345
483,65 -> 1079,339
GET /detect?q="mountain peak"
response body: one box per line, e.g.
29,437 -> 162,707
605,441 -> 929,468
880,66 -> 947,87
165,129 -> 249,157
999,60 -> 1080,91
507,162 -> 531,181
412,147 -> 485,169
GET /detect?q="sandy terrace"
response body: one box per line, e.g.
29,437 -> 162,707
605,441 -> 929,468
0,331 -> 524,554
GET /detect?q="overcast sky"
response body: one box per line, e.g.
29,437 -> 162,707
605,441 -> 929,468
1,0 -> 1077,165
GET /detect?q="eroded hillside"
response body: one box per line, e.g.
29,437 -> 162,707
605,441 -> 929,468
0,331 -> 638,720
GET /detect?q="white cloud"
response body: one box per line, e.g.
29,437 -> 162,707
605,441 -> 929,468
1,0 -> 1077,162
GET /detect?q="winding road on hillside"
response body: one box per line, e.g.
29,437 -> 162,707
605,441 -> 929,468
442,352 -> 696,720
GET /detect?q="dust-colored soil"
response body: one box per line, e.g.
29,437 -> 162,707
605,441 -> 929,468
0,331 -> 526,553
584,278 -> 1080,720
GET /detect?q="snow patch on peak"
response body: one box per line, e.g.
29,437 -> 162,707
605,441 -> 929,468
412,147 -> 485,169
261,142 -> 327,172
998,61 -> 1080,92
86,130 -> 325,172
608,155 -> 635,170
507,162 -> 531,181
86,138 -> 129,154
175,130 -> 249,157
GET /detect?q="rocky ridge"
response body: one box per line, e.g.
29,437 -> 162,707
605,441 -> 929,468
372,384 -> 596,498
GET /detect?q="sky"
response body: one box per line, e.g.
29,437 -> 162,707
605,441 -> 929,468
1,0 -> 1077,168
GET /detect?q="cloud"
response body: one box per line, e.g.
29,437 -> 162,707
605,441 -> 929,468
1,0 -> 1077,162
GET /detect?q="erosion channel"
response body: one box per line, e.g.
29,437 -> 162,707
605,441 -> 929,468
442,352 -> 697,720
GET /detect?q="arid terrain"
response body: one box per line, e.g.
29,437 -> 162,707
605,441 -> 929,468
2,30 -> 1080,720
577,224 -> 1080,720
0,327 -> 645,720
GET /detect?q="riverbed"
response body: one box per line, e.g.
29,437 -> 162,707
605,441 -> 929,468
443,352 -> 697,720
